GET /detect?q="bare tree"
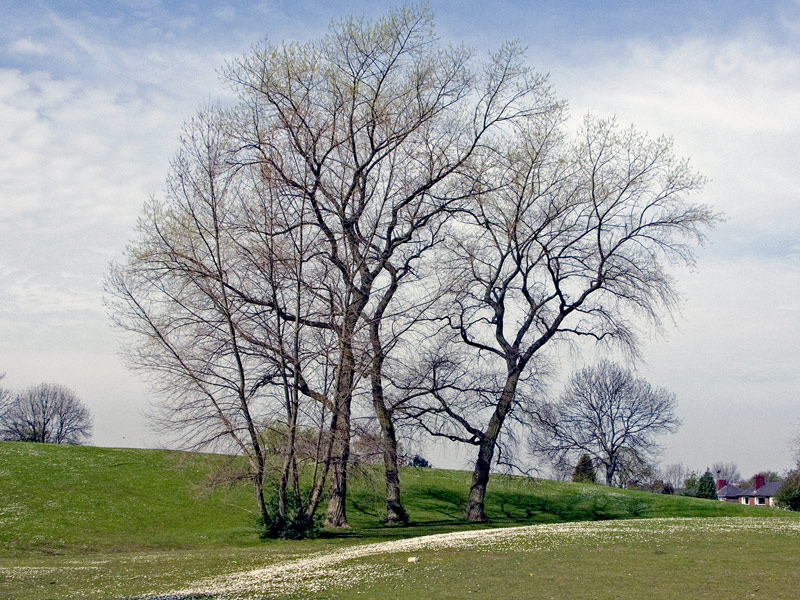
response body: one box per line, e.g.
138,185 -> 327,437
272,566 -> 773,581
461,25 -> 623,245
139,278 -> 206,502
0,383 -> 93,444
661,462 -> 689,491
222,5 -> 553,528
0,373 -> 11,424
530,361 -> 680,487
409,114 -> 713,520
110,5 -> 554,530
711,461 -> 741,484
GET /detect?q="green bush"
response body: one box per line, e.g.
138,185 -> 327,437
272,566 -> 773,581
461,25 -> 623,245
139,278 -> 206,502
775,471 -> 800,511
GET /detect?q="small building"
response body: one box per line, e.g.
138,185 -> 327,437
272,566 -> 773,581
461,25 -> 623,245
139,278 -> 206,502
716,473 -> 781,507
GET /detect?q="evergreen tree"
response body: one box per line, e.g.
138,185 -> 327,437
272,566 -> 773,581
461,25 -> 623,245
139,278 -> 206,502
695,469 -> 717,499
572,454 -> 597,484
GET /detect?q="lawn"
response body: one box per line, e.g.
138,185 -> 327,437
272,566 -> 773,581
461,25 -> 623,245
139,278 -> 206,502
1,442 -> 797,599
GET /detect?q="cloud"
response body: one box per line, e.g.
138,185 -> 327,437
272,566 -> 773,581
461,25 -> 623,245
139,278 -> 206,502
8,38 -> 48,55
545,30 -> 800,263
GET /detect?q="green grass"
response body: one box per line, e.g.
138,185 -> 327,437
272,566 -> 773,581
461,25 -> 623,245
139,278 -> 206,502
0,442 -> 796,599
288,518 -> 800,599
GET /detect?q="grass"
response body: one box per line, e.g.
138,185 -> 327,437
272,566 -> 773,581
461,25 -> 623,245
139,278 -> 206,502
1,442 -> 796,599
279,518 -> 800,599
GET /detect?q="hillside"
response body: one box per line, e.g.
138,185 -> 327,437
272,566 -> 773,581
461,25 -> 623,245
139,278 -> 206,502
0,441 -> 773,557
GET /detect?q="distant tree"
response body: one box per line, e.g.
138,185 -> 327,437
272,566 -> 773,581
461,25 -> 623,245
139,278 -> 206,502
0,373 -> 11,423
572,454 -> 596,484
711,462 -> 741,484
0,383 -> 93,444
661,463 -> 688,492
775,471 -> 800,511
692,469 -> 717,499
530,361 -> 680,486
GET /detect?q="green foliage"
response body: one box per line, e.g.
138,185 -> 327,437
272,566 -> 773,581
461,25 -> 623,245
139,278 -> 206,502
682,471 -> 699,494
572,454 -> 597,484
682,470 -> 716,499
694,469 -> 717,499
775,471 -> 800,511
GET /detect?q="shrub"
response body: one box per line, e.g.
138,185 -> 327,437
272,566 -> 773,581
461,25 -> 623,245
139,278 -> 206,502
775,471 -> 800,511
259,511 -> 322,540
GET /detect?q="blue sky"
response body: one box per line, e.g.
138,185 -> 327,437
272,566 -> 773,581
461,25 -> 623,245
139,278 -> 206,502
1,0 -> 799,478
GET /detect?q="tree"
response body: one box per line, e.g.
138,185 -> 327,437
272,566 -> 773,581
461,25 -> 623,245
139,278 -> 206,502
0,383 -> 93,444
693,469 -> 717,499
404,105 -> 713,519
775,471 -> 800,511
711,461 -> 741,484
661,462 -> 688,492
572,453 -> 596,484
0,373 -> 11,424
530,361 -> 680,487
109,5 -> 553,530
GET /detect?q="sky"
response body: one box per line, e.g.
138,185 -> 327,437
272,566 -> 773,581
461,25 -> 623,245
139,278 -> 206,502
1,0 -> 799,480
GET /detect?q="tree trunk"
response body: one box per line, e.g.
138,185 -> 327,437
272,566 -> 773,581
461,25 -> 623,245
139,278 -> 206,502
606,458 -> 616,487
325,317 -> 357,528
465,437 -> 492,522
325,406 -> 351,528
368,290 -> 408,524
376,403 -> 407,523
253,463 -> 271,530
466,371 -> 520,522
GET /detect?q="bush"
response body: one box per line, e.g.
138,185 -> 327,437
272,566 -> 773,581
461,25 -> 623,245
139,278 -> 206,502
257,492 -> 324,539
775,471 -> 800,511
258,511 -> 322,540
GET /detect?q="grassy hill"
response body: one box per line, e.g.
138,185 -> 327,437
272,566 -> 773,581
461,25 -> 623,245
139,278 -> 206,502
2,442 -> 794,600
0,441 -> 773,556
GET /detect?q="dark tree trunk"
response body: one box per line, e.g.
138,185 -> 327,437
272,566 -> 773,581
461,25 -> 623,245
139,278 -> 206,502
324,310 -> 358,528
325,405 -> 351,528
466,371 -> 520,522
368,280 -> 408,524
375,399 -> 407,523
465,436 -> 492,522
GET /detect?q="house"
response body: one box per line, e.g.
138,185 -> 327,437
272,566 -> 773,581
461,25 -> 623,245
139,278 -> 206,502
716,473 -> 781,507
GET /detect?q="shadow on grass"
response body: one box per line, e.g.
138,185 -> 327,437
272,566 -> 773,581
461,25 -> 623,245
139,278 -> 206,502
319,481 -> 658,543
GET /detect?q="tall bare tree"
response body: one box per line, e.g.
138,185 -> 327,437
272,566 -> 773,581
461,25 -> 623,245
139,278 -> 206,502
223,5 -> 554,527
0,382 -> 93,444
408,115 -> 714,520
530,361 -> 680,487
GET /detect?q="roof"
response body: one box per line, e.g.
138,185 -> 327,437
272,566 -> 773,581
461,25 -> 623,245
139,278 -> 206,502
717,481 -> 782,499
753,482 -> 781,498
717,484 -> 750,498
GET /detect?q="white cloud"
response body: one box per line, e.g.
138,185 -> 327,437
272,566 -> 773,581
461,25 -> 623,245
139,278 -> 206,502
8,38 -> 48,55
547,31 -> 800,259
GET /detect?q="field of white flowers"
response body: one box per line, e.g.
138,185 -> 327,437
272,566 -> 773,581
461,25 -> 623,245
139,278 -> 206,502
147,517 -> 800,600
